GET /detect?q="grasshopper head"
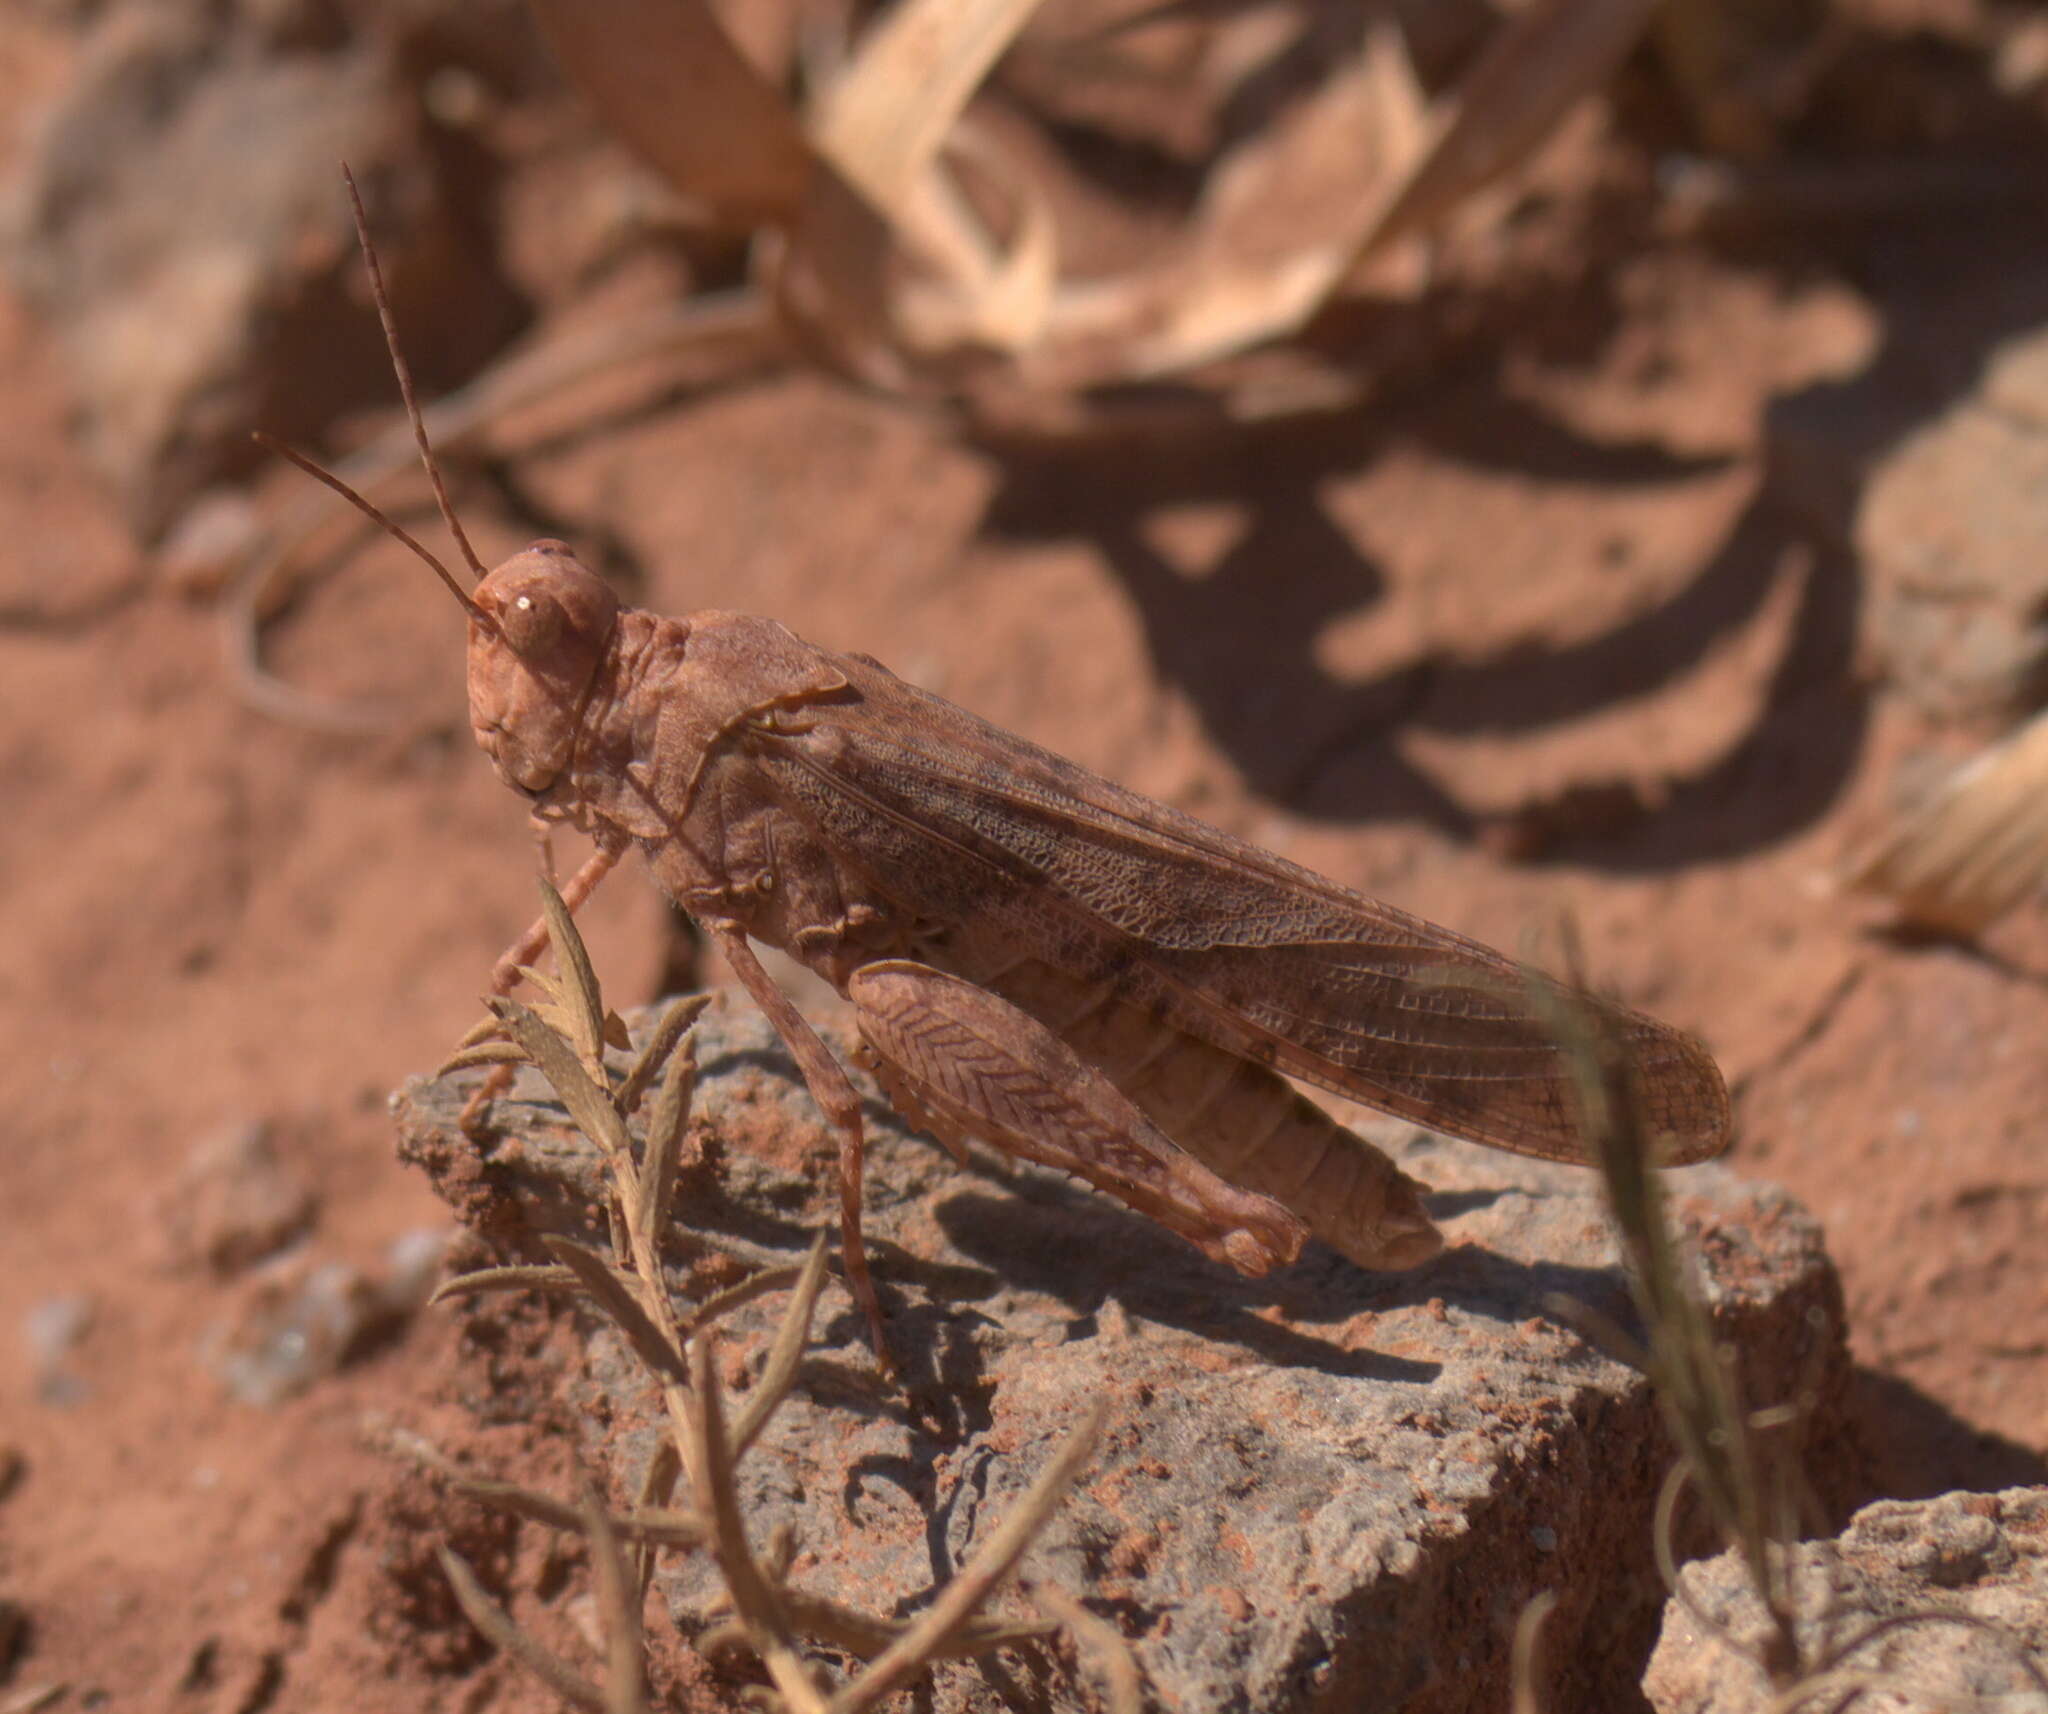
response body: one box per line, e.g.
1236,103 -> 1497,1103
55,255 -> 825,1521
467,540 -> 620,794
264,176 -> 621,792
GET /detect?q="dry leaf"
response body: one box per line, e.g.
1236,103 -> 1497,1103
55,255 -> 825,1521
1342,0 -> 1662,273
1847,713 -> 2048,937
807,0 -> 1048,214
786,0 -> 1055,373
529,0 -> 812,225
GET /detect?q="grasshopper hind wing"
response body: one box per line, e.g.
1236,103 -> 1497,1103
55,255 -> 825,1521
1150,932 -> 1732,1168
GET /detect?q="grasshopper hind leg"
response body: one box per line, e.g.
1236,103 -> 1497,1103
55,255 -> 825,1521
712,928 -> 897,1368
847,959 -> 1308,1278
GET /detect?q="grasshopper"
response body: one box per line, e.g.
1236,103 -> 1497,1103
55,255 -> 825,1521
287,173 -> 1729,1360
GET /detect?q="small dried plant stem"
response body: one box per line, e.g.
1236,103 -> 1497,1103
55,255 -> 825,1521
437,1544 -> 607,1713
611,1117 -> 713,1504
611,1201 -> 837,1690
686,1338 -> 832,1714
1034,1585 -> 1141,1714
445,886 -> 1120,1708
1508,1590 -> 1557,1714
582,1478 -> 649,1714
828,1400 -> 1108,1714
1551,974 -> 1805,1686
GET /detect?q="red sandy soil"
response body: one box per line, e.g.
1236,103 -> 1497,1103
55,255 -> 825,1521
2,6 -> 2045,1709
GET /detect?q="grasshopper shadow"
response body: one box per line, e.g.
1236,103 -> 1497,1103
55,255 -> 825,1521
931,1163 -> 1639,1385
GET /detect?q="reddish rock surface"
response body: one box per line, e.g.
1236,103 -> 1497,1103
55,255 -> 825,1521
1646,1488 -> 2048,1711
395,997 -> 1851,1714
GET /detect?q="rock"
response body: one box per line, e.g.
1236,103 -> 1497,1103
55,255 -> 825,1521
152,1118 -> 317,1277
201,1227 -> 449,1407
1644,1488 -> 2048,1713
21,1294 -> 94,1408
0,0 -> 528,535
395,993 -> 1852,1714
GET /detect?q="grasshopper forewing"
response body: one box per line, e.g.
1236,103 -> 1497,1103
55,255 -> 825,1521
295,171 -> 1730,1363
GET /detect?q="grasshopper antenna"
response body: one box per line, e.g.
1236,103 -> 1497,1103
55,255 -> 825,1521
253,430 -> 490,623
340,161 -> 489,584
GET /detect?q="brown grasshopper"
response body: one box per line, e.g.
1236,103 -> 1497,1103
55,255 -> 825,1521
285,173 -> 1729,1361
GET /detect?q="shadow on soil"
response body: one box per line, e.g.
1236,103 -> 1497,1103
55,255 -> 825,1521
1850,1366 -> 2048,1502
976,34 -> 2048,875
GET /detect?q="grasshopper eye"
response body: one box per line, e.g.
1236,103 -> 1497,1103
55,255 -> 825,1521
501,590 -> 562,657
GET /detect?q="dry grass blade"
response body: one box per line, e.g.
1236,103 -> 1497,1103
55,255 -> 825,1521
686,1337 -> 829,1714
1035,0 -> 1658,386
1043,40 -> 1387,382
581,1479 -> 647,1714
893,122 -> 1059,356
810,0 -> 1046,217
438,1543 -> 608,1714
1344,0 -> 1662,270
1653,1461 -> 1707,1618
619,994 -> 713,1117
1542,975 -> 1803,1684
489,997 -> 633,1166
528,0 -> 810,224
430,1262 -> 581,1305
543,1236 -> 691,1387
831,1399 -> 1109,1713
732,1232 -> 831,1460
540,877 -> 608,1073
775,0 -> 1058,382
1036,1585 -> 1142,1714
1845,710 -> 2048,936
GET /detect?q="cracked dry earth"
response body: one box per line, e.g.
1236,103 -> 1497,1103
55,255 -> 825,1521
4,6 -> 2048,1710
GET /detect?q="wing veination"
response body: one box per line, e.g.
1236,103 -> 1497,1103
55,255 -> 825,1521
755,671 -> 1731,1167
